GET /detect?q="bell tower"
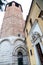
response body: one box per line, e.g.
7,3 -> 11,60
1,1 -> 25,38
0,1 -> 29,65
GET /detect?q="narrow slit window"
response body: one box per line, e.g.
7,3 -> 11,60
30,18 -> 33,27
30,49 -> 32,56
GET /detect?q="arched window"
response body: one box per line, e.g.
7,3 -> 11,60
18,52 -> 23,65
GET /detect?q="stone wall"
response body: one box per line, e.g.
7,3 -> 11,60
0,36 -> 29,65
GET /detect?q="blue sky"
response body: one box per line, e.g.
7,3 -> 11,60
0,0 -> 32,29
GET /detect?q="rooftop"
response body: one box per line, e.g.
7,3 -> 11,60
5,1 -> 23,12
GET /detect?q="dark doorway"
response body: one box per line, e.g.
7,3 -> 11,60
36,43 -> 43,65
18,52 -> 23,65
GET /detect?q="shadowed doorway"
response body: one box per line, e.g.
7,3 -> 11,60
18,52 -> 23,65
36,43 -> 43,65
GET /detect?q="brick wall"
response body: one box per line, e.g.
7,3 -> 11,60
1,2 -> 25,38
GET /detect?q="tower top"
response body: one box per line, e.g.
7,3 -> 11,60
1,1 -> 25,38
5,1 -> 23,12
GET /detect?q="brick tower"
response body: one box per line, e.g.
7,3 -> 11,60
0,1 -> 29,65
1,1 -> 25,38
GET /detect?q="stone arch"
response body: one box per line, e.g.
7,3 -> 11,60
12,38 -> 29,65
14,38 -> 25,44
13,46 -> 27,56
12,46 -> 29,65
0,38 -> 11,44
14,38 -> 26,49
0,39 -> 12,51
12,38 -> 28,55
0,38 -> 12,64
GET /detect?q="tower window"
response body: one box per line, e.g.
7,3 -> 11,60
30,18 -> 33,27
9,2 -> 12,7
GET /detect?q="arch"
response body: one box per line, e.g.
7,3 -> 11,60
0,39 -> 12,61
12,38 -> 29,65
12,45 -> 28,56
14,38 -> 24,44
0,39 -> 11,44
12,37 -> 28,56
15,46 -> 27,53
12,45 -> 29,65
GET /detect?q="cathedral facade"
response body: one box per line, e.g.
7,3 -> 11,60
0,1 -> 30,65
